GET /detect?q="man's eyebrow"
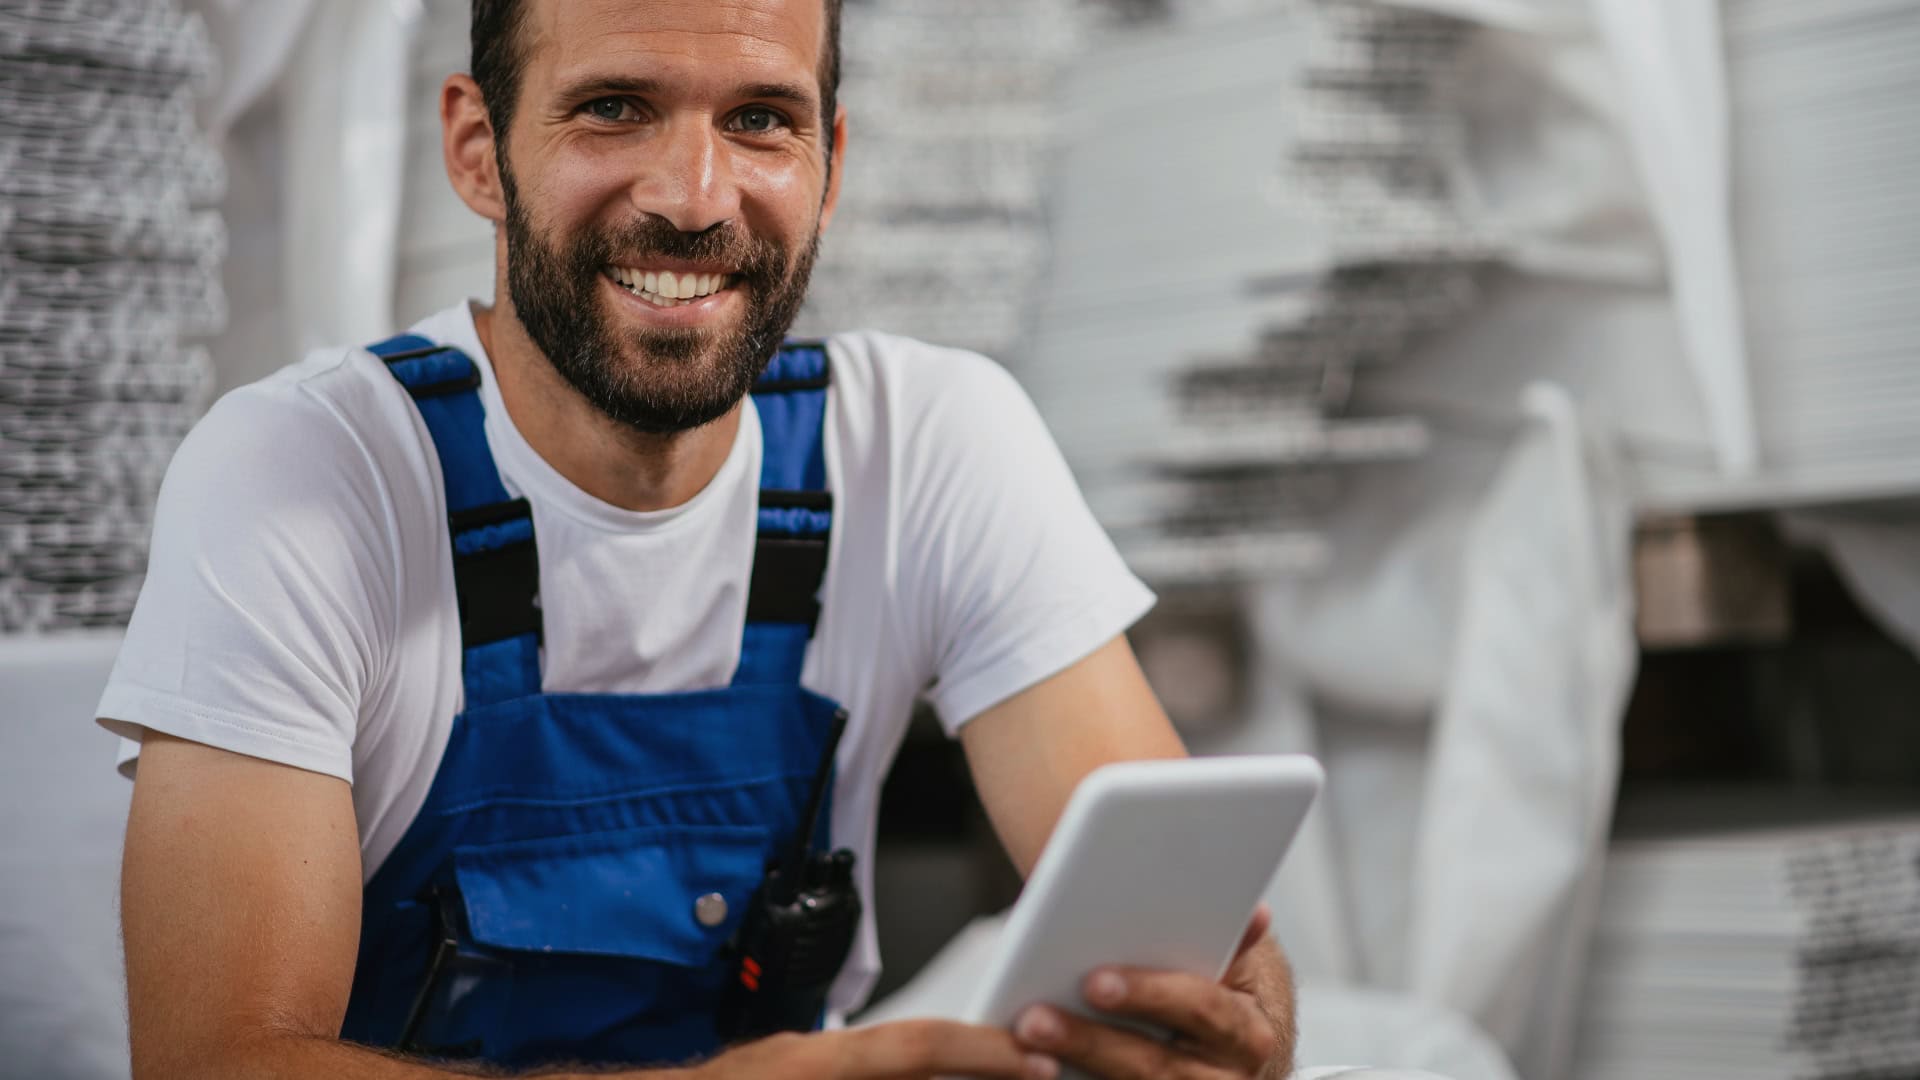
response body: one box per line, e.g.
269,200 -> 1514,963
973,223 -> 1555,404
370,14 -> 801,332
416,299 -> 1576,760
738,81 -> 818,117
551,74 -> 819,120
553,74 -> 669,101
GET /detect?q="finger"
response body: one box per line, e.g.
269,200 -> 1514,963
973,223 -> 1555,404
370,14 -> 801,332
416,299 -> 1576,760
834,1019 -> 1060,1080
1224,905 -> 1276,988
1234,903 -> 1273,961
1081,968 -> 1273,1073
1014,1005 -> 1232,1080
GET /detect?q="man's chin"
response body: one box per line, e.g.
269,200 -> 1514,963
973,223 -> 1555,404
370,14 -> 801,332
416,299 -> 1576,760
612,391 -> 747,435
610,329 -> 729,373
583,349 -> 755,429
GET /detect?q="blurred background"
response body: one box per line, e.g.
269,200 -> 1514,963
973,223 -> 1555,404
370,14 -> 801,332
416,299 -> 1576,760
5,0 -> 1920,1077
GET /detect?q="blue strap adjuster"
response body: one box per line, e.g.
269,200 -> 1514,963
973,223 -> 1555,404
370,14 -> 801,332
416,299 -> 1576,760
754,343 -> 831,394
376,343 -> 484,399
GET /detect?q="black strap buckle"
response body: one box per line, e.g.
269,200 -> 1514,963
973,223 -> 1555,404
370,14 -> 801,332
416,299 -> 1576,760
747,490 -> 832,629
450,498 -> 543,647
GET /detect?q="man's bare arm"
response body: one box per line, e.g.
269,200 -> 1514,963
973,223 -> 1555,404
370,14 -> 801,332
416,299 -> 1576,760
121,731 -> 1053,1080
958,637 -> 1298,1076
958,636 -> 1186,876
123,731 -> 549,1079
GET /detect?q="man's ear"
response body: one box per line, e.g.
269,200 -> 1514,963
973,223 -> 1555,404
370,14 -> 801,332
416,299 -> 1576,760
443,73 -> 507,223
817,105 -> 848,233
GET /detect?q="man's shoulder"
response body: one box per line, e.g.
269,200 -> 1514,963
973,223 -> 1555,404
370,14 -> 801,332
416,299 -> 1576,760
204,333 -> 431,457
167,339 -> 433,529
822,329 -> 1032,428
222,299 -> 483,436
817,330 -> 1062,525
823,328 -> 1007,384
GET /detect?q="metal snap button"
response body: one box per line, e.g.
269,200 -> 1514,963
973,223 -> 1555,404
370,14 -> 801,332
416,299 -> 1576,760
695,892 -> 729,928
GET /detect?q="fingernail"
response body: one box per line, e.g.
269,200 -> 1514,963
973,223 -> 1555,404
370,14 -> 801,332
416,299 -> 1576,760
1024,1052 -> 1060,1080
1016,1006 -> 1062,1045
1088,970 -> 1126,1006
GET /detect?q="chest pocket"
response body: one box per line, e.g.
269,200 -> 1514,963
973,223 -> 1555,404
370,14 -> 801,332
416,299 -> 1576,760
456,824 -> 765,960
419,824 -> 772,1067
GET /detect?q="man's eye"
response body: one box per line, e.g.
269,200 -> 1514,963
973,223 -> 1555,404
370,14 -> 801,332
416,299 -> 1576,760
730,107 -> 787,134
584,98 -> 633,121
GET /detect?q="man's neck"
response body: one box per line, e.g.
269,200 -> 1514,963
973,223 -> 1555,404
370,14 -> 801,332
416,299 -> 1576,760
471,302 -> 743,513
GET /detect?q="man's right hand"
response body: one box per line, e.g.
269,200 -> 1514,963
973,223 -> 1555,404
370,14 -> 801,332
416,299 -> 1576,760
696,1024 -> 1058,1080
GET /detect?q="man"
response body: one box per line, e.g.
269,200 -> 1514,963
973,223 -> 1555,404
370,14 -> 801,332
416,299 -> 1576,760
105,1 -> 1298,1077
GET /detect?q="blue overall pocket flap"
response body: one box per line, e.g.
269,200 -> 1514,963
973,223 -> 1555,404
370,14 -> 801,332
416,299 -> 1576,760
452,825 -> 769,965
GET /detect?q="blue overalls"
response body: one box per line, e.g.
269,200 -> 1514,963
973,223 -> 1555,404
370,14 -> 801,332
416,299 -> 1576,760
338,334 -> 844,1069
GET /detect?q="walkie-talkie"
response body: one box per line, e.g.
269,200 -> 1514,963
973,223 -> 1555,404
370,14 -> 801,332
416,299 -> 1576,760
717,709 -> 862,1042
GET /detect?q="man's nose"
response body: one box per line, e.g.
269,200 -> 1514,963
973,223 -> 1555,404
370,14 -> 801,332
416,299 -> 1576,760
628,115 -> 743,234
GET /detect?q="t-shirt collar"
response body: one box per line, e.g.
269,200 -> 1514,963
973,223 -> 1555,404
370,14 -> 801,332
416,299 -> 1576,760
420,300 -> 761,535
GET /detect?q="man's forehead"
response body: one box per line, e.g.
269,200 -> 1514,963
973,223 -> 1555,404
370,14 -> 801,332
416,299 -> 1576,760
522,0 -> 825,92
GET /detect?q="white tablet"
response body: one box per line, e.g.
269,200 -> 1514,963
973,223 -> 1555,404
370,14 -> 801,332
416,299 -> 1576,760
962,755 -> 1322,1039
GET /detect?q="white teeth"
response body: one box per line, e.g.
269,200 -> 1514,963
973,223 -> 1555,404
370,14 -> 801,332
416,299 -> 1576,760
609,267 -> 732,305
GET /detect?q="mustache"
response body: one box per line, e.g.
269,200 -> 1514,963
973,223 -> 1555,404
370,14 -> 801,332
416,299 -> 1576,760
578,215 -> 786,281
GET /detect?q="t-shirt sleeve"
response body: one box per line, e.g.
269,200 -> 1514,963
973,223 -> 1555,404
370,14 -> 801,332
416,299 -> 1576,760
893,347 -> 1155,734
96,378 -> 397,782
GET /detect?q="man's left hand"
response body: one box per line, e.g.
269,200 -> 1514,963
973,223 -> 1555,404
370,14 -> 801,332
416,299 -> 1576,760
1011,904 -> 1295,1080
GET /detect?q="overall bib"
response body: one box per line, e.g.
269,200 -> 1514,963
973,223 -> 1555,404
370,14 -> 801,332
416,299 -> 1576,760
338,335 -> 844,1069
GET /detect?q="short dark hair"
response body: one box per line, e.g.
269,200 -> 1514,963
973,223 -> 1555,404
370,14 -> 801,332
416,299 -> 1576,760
471,0 -> 844,149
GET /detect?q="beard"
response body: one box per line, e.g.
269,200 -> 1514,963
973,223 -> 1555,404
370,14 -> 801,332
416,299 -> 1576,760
501,172 -> 820,435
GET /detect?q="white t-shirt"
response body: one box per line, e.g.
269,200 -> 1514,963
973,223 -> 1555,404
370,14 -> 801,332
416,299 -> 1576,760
97,301 -> 1153,1011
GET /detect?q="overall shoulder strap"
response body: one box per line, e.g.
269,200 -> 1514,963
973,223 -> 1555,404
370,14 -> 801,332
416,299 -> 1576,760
734,340 -> 833,686
368,335 -> 542,707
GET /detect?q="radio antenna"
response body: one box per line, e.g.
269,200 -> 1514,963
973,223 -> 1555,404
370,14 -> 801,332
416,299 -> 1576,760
777,708 -> 848,901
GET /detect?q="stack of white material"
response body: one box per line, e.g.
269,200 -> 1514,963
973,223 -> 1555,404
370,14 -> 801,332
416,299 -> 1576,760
1717,0 -> 1920,498
1036,0 -> 1474,587
0,0 -> 220,632
1574,791 -> 1920,1080
791,0 -> 1098,360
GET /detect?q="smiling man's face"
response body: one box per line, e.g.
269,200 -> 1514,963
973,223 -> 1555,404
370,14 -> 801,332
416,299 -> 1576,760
492,0 -> 841,434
